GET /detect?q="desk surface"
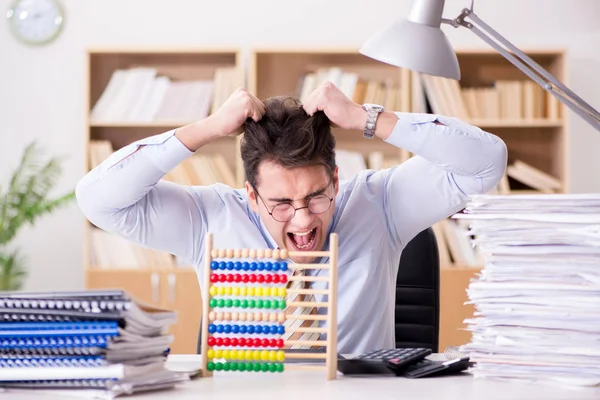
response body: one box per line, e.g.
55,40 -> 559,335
5,354 -> 599,400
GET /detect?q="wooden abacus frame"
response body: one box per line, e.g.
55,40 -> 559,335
200,232 -> 339,380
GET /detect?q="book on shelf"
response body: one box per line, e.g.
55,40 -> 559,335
90,66 -> 241,124
296,66 -> 410,113
418,73 -> 561,122
0,289 -> 189,398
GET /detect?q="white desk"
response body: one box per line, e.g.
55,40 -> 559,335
5,354 -> 599,400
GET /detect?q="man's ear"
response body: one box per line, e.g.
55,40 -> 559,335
245,181 -> 259,213
333,166 -> 339,196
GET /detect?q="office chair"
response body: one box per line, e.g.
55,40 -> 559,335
197,227 -> 441,354
394,227 -> 440,352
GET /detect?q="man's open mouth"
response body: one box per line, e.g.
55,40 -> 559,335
287,227 -> 318,251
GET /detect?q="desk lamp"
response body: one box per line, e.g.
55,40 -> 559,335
359,0 -> 600,131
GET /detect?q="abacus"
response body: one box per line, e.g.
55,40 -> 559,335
200,232 -> 339,380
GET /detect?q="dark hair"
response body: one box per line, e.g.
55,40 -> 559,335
240,96 -> 336,188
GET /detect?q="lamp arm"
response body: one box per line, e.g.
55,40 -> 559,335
443,8 -> 600,131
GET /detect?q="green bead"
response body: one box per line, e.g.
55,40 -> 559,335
224,299 -> 233,307
248,300 -> 256,308
230,362 -> 238,371
233,299 -> 241,307
217,299 -> 225,307
261,363 -> 269,372
276,363 -> 284,372
256,299 -> 264,308
279,300 -> 286,309
215,362 -> 223,371
207,362 -> 215,371
253,362 -> 261,372
238,362 -> 246,371
269,363 -> 277,372
263,300 -> 272,309
209,299 -> 217,307
241,300 -> 248,308
223,362 -> 231,371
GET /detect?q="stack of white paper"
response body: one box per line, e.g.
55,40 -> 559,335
454,193 -> 600,391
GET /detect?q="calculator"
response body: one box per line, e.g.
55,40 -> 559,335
386,356 -> 471,378
337,347 -> 432,375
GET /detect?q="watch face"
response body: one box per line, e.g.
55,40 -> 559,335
6,0 -> 65,45
363,103 -> 384,112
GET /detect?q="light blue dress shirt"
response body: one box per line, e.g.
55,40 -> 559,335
76,112 -> 507,354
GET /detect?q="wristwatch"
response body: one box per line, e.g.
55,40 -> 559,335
361,103 -> 384,139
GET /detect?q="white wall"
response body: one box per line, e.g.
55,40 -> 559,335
1,0 -> 599,291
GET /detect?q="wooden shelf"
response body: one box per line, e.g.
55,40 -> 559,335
466,119 -> 563,128
90,121 -> 195,128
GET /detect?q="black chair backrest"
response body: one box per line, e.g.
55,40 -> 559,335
394,227 -> 440,352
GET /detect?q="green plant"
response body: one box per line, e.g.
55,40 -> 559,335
0,142 -> 75,291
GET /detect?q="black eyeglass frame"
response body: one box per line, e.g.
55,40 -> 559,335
252,183 -> 334,223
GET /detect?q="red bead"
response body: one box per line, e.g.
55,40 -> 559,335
241,275 -> 249,283
261,338 -> 269,347
233,274 -> 242,282
230,338 -> 239,346
207,337 -> 216,346
269,338 -> 277,347
279,274 -> 287,284
253,338 -> 261,347
223,337 -> 231,346
218,274 -> 226,282
276,339 -> 284,348
249,275 -> 257,283
210,274 -> 218,283
238,338 -> 246,346
264,274 -> 273,283
215,337 -> 223,346
226,274 -> 234,282
257,275 -> 265,283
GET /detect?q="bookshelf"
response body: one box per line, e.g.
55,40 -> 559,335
247,47 -> 568,351
84,48 -> 243,354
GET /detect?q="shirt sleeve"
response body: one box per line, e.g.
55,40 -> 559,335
76,130 -> 212,264
382,112 -> 508,247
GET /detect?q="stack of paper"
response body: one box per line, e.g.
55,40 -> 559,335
454,193 -> 600,390
0,289 -> 189,399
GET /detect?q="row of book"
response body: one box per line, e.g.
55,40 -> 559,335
418,73 -> 561,121
296,66 -> 410,113
90,66 -> 241,124
0,289 -> 188,397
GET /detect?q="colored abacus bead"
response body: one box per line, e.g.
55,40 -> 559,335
209,299 -> 217,307
272,249 -> 280,259
281,261 -> 288,271
207,361 -> 215,371
234,249 -> 241,258
208,324 -> 216,334
226,261 -> 234,270
207,337 -> 216,346
210,274 -> 218,283
265,249 -> 272,258
209,311 -> 216,321
210,261 -> 219,270
210,249 -> 218,258
280,249 -> 288,259
242,249 -> 249,258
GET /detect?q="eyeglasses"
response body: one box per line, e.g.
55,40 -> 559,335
254,186 -> 334,223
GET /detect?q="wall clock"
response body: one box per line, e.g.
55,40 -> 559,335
6,0 -> 65,45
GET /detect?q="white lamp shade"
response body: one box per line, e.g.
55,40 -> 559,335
359,18 -> 461,80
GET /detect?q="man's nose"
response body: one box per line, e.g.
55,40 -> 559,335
291,206 -> 314,227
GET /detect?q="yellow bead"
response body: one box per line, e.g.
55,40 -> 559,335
278,287 -> 286,297
261,350 -> 269,361
277,350 -> 285,362
215,350 -> 223,359
222,350 -> 230,359
232,287 -> 240,296
209,286 -> 217,296
225,287 -> 232,296
255,287 -> 262,296
269,351 -> 277,362
253,350 -> 261,361
207,349 -> 215,358
245,350 -> 253,361
247,287 -> 254,296
236,350 -> 245,360
217,287 -> 225,296
240,287 -> 247,296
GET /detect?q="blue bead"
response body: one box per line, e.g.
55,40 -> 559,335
278,325 -> 285,334
226,261 -> 234,270
272,262 -> 280,271
234,262 -> 242,270
210,261 -> 219,270
255,324 -> 262,333
232,325 -> 240,334
218,261 -> 226,270
250,262 -> 258,271
224,324 -> 232,334
247,325 -> 255,334
242,262 -> 250,271
216,325 -> 224,333
258,262 -> 265,271
208,324 -> 217,334
265,262 -> 273,271
280,262 -> 288,271
239,325 -> 247,334
270,325 -> 278,334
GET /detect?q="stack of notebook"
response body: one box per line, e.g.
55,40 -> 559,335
0,289 -> 189,398
455,193 -> 600,390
